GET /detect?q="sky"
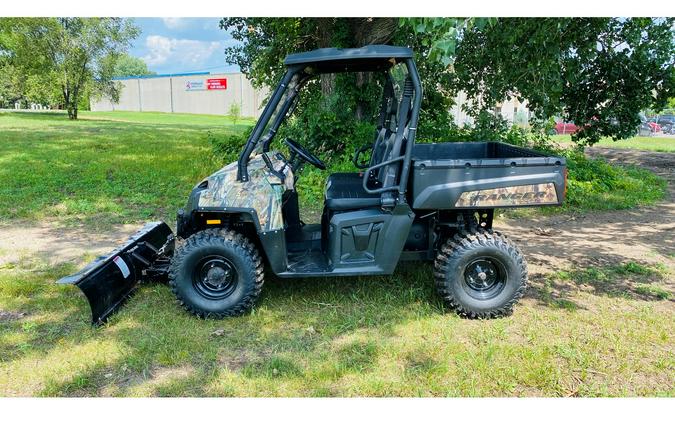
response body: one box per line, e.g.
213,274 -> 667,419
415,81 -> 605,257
128,18 -> 240,75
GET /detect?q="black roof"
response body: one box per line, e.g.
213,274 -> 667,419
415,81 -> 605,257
284,45 -> 413,73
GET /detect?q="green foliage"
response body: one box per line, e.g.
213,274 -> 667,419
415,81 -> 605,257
0,64 -> 24,107
220,18 -> 674,149
0,18 -> 140,119
279,90 -> 377,155
227,102 -> 242,125
220,18 -> 444,155
207,125 -> 252,161
452,18 -> 675,145
400,18 -> 493,66
112,53 -> 155,78
220,18 -> 399,90
559,150 -> 666,211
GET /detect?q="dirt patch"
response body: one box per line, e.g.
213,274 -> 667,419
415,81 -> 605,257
0,310 -> 27,322
497,148 -> 674,270
495,147 -> 675,307
0,220 -> 139,266
217,347 -> 273,372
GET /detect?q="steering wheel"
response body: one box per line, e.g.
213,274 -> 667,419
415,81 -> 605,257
284,138 -> 327,170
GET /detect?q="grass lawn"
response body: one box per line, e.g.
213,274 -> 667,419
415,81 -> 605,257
0,110 -> 250,229
0,258 -> 672,397
0,111 -> 673,397
552,134 -> 675,153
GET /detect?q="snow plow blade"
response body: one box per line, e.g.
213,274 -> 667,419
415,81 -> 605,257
58,221 -> 174,325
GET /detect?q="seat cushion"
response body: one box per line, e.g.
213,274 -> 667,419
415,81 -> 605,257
325,173 -> 380,211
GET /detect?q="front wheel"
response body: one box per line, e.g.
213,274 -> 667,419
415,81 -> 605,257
434,229 -> 527,318
169,229 -> 264,318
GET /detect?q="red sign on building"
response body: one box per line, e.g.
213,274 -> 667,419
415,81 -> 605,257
206,78 -> 227,90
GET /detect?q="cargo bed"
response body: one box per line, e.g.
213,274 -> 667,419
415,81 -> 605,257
410,142 -> 566,209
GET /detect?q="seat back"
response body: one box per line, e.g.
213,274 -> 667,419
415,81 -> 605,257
369,79 -> 398,169
377,77 -> 413,190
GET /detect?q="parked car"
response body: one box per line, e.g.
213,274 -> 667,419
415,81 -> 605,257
654,114 -> 675,126
555,121 -> 578,134
652,115 -> 674,134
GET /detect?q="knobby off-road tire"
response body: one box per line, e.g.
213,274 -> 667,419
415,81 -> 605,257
169,229 -> 264,318
434,228 -> 528,319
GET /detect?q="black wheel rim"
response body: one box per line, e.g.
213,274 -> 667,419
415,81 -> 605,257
462,257 -> 507,300
192,255 -> 238,300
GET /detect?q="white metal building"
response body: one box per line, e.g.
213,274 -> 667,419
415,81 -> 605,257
90,72 -> 268,118
450,91 -> 532,127
91,72 -> 531,126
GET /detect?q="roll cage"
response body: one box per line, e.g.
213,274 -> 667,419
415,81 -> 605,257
236,45 -> 422,202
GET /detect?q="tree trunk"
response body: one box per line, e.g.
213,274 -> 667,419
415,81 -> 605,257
62,87 -> 76,120
309,18 -> 399,119
314,18 -> 337,97
352,18 -> 397,121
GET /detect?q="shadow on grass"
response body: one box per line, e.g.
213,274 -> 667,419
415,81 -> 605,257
525,259 -> 672,311
24,262 -> 441,396
1,253 -> 670,396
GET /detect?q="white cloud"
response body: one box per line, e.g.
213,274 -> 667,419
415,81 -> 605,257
162,18 -> 188,30
142,35 -> 222,68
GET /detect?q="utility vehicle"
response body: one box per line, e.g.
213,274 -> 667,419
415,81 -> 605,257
60,45 -> 567,324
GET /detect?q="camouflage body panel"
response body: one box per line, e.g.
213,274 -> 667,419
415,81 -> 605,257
198,152 -> 294,232
455,183 -> 559,208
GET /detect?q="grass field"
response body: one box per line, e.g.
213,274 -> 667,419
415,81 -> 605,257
1,258 -> 672,397
0,110 -> 249,229
0,111 -> 673,397
552,134 -> 675,152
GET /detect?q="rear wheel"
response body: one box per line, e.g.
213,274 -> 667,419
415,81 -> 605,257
169,229 -> 264,318
434,229 -> 527,318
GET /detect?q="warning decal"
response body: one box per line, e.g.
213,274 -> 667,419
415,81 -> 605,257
113,256 -> 131,279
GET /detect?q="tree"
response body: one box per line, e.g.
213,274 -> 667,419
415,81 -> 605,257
0,18 -> 139,119
221,18 -> 398,91
219,18 -> 462,150
220,17 -> 675,146
220,18 -> 405,152
221,18 -> 401,123
228,102 -> 241,125
113,53 -> 155,77
0,64 -> 24,108
449,18 -> 675,145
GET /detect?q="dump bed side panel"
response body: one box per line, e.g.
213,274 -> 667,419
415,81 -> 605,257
410,142 -> 566,210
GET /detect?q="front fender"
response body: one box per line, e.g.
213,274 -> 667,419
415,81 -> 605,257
176,208 -> 288,275
189,153 -> 293,232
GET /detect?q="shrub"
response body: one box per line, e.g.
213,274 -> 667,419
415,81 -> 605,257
560,150 -> 666,211
228,102 -> 242,125
207,126 -> 253,161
